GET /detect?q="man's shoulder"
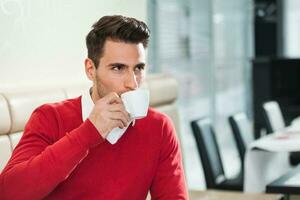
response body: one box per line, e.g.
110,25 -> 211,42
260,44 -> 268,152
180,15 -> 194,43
142,108 -> 178,145
147,107 -> 168,120
145,107 -> 173,127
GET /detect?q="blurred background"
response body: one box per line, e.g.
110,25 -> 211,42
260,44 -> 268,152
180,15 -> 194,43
1,0 -> 300,191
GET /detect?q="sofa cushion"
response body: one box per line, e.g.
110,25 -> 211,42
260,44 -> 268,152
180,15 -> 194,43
9,132 -> 23,150
0,94 -> 11,135
63,84 -> 90,99
0,135 -> 12,171
146,74 -> 178,107
4,89 -> 66,133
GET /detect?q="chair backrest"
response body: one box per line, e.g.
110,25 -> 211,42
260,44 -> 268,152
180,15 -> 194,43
191,118 -> 225,189
228,113 -> 254,163
262,101 -> 285,133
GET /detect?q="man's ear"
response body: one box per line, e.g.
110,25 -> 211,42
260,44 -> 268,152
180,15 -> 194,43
84,58 -> 96,81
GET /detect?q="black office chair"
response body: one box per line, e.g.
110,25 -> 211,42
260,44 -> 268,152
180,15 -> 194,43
262,101 -> 300,166
228,113 -> 254,171
191,118 -> 243,191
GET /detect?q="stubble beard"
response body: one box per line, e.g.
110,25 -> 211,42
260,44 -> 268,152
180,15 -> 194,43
95,73 -> 106,99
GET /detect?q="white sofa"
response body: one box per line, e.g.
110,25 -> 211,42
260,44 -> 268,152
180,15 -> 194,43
0,74 -> 181,171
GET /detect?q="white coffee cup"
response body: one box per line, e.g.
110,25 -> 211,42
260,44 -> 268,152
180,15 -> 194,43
121,89 -> 150,119
106,89 -> 149,144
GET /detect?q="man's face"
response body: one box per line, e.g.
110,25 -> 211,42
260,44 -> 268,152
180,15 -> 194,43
91,40 -> 146,100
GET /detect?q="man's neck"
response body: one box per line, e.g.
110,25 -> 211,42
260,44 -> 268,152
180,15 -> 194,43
90,87 -> 99,104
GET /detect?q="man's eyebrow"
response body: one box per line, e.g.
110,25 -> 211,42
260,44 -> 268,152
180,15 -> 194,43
107,63 -> 127,67
135,63 -> 146,68
106,63 -> 146,68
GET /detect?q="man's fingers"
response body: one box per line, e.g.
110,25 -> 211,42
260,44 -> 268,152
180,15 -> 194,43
109,112 -> 130,127
111,119 -> 126,129
108,104 -> 125,112
90,92 -> 132,136
103,92 -> 122,104
108,104 -> 131,121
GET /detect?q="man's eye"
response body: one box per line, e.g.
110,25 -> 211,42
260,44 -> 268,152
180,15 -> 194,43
112,66 -> 123,71
135,66 -> 145,71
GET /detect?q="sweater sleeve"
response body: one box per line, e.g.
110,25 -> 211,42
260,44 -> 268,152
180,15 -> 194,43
150,116 -> 188,200
0,106 -> 104,200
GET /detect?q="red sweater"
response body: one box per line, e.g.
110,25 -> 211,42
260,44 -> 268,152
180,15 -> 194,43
0,97 -> 187,200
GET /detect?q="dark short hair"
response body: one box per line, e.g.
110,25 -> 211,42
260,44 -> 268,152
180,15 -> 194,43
86,15 -> 150,68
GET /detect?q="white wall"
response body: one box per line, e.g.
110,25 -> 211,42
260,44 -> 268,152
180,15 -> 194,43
0,0 -> 147,90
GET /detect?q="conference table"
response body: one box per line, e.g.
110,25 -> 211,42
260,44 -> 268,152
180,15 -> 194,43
188,189 -> 281,200
266,164 -> 300,194
244,127 -> 300,193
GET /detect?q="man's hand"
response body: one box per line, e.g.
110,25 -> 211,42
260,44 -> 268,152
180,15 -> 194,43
88,92 -> 131,138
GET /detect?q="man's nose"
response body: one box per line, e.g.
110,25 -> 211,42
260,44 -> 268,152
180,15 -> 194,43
125,71 -> 138,90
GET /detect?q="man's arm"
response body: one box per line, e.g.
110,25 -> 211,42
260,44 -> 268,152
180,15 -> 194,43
150,116 -> 188,200
0,105 -> 103,200
0,92 -> 130,200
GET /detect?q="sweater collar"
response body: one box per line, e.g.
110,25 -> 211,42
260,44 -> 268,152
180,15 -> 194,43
81,88 -> 94,121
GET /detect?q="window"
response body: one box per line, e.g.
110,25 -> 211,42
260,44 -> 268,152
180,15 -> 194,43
148,0 -> 253,189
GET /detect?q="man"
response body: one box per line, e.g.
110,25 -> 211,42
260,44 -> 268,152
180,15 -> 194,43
0,15 -> 188,199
